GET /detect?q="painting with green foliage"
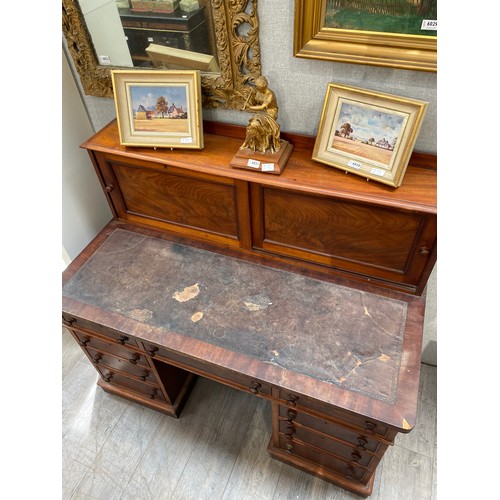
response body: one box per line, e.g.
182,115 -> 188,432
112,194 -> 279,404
325,0 -> 437,36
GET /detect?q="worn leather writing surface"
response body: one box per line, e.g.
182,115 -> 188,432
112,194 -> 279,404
63,229 -> 407,404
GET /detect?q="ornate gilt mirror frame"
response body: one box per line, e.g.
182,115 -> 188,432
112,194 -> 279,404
62,0 -> 262,109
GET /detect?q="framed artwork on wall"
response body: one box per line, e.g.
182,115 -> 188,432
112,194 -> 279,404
111,70 -> 204,149
312,83 -> 427,187
294,0 -> 437,72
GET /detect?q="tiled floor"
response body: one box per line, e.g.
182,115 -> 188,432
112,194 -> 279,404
62,328 -> 436,499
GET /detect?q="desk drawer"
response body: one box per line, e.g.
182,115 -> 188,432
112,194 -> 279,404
142,341 -> 271,397
72,330 -> 148,366
278,389 -> 390,439
278,435 -> 366,483
279,419 -> 373,468
97,368 -> 166,403
63,315 -> 139,348
279,406 -> 381,453
86,347 -> 155,381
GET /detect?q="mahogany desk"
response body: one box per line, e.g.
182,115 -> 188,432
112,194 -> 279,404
62,120 -> 435,496
63,222 -> 425,497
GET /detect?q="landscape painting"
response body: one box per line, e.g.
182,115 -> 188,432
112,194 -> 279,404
129,84 -> 189,134
324,0 -> 437,36
330,101 -> 405,169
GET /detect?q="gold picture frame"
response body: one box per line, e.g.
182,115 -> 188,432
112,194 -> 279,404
111,70 -> 203,149
294,0 -> 437,72
312,83 -> 427,187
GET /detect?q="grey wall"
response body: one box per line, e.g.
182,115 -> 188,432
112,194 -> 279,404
62,0 -> 437,364
62,50 -> 112,261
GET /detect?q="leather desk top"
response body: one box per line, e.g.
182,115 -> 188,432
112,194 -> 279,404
62,223 -> 425,430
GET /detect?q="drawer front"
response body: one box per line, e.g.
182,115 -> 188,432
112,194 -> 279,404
142,341 -> 271,398
86,347 -> 155,381
98,368 -> 167,403
279,419 -> 373,468
278,435 -> 366,483
72,330 -> 148,365
63,315 -> 139,348
278,389 -> 390,439
252,186 -> 435,288
97,155 -> 240,244
280,406 -> 381,453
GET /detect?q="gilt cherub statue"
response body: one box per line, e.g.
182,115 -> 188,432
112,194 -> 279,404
240,76 -> 281,155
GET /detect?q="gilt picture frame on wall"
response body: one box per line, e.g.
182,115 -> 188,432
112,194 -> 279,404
111,70 -> 203,149
294,0 -> 437,72
312,83 -> 427,187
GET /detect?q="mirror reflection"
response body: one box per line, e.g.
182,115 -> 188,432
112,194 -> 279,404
64,0 -> 262,108
78,0 -> 219,72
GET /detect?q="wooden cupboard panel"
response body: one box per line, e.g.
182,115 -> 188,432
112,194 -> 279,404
253,186 -> 435,286
102,158 -> 240,241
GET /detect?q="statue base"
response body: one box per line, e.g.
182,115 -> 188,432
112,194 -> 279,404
230,140 -> 293,175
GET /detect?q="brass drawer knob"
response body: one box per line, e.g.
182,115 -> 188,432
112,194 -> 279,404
286,394 -> 299,407
149,389 -> 158,400
117,335 -> 129,345
63,315 -> 76,326
351,451 -> 362,463
103,374 -> 113,383
357,437 -> 368,451
105,184 -> 114,192
147,346 -> 158,357
286,443 -> 294,453
287,409 -> 297,421
365,421 -> 377,434
92,354 -> 102,364
129,353 -> 140,364
78,337 -> 90,346
419,246 -> 430,256
249,381 -> 261,394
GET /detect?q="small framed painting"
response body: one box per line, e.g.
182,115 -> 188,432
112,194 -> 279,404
111,70 -> 203,149
312,83 -> 427,187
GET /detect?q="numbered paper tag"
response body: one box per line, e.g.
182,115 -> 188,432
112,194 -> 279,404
247,159 -> 260,168
98,55 -> 111,65
421,19 -> 437,30
261,163 -> 275,172
180,137 -> 193,144
370,168 -> 386,177
348,160 -> 362,170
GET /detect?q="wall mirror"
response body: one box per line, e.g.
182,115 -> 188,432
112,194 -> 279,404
62,0 -> 262,109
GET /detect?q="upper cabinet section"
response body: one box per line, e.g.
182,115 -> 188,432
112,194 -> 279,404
82,120 -> 436,295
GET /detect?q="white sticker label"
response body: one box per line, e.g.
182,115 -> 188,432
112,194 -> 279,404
348,160 -> 362,170
247,159 -> 260,168
421,19 -> 437,30
98,55 -> 111,65
261,163 -> 275,172
180,137 -> 193,144
147,37 -> 154,42
370,168 -> 386,177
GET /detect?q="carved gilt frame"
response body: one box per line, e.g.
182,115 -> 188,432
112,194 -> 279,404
62,0 -> 262,109
294,0 -> 436,72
